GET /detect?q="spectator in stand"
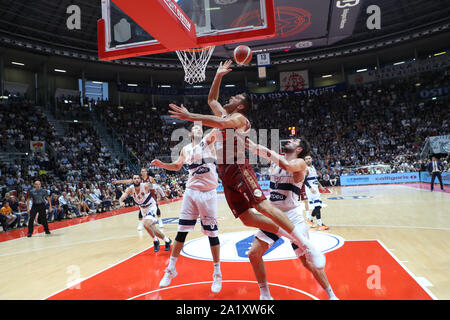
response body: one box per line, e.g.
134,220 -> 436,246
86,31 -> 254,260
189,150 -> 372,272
69,190 -> 89,216
8,195 -> 23,228
59,192 -> 81,218
18,195 -> 29,227
321,172 -> 331,187
329,171 -> 338,187
49,194 -> 63,222
1,201 -> 17,229
0,212 -> 9,232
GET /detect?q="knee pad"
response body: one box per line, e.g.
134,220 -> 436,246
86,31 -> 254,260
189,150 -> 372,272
208,236 -> 220,247
175,231 -> 188,243
307,247 -> 326,269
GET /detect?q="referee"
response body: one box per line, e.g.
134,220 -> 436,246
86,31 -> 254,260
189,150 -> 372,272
27,180 -> 52,237
428,156 -> 444,192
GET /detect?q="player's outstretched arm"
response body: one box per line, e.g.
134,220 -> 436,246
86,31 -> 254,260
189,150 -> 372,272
113,179 -> 132,185
208,60 -> 232,117
169,104 -> 246,129
118,188 -> 130,207
151,148 -> 186,172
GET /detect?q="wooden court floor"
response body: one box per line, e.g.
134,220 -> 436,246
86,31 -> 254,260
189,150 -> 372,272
0,183 -> 448,300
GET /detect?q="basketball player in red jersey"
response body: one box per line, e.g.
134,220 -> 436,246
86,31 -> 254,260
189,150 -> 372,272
169,60 -> 325,267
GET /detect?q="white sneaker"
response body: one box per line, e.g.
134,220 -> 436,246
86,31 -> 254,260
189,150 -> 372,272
159,268 -> 177,287
260,295 -> 274,300
137,222 -> 143,231
211,273 -> 222,293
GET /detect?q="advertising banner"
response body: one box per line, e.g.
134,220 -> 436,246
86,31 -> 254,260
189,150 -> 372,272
340,172 -> 420,186
280,70 -> 309,91
328,0 -> 365,45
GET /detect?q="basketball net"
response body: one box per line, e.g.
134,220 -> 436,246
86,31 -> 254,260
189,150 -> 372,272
176,46 -> 215,84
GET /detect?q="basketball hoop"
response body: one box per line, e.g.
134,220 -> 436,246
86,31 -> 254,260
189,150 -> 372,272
176,46 -> 215,84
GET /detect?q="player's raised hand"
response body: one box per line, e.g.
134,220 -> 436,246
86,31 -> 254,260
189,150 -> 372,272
150,159 -> 164,168
169,103 -> 191,120
216,60 -> 233,77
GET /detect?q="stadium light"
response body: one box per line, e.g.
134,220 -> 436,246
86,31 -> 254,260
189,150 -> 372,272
127,83 -> 138,87
322,74 -> 333,78
356,68 -> 368,73
54,69 -> 66,73
433,51 -> 446,56
11,62 -> 25,66
393,61 -> 405,66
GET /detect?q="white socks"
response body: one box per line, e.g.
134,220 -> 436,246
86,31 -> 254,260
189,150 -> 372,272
163,236 -> 170,243
214,262 -> 221,275
168,256 -> 178,271
305,210 -> 312,221
259,281 -> 271,297
325,285 -> 338,300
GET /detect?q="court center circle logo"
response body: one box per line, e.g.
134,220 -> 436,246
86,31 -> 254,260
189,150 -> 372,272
181,230 -> 345,262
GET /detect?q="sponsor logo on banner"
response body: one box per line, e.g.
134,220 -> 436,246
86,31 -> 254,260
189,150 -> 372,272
419,86 -> 449,99
328,0 -> 363,44
340,173 -> 420,186
349,55 -> 450,85
280,70 -> 309,91
251,83 -> 347,101
181,231 -> 345,262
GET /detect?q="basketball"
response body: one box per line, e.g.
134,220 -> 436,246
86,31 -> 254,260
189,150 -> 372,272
233,45 -> 253,65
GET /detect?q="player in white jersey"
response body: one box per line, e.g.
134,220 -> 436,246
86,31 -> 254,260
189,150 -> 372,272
118,175 -> 172,252
113,168 -> 165,230
244,137 -> 338,300
151,123 -> 222,293
304,155 -> 329,230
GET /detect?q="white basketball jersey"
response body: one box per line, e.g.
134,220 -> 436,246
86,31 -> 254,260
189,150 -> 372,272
269,162 -> 303,211
306,165 -> 319,187
130,183 -> 156,207
184,137 -> 218,192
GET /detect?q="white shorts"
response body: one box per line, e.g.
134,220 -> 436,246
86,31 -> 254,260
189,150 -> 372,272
140,203 -> 158,224
179,188 -> 218,237
305,185 -> 323,208
255,206 -> 309,257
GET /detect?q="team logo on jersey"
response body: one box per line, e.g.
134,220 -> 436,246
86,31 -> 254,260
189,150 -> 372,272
253,189 -> 262,197
192,166 -> 210,176
269,192 -> 287,202
181,231 -> 345,262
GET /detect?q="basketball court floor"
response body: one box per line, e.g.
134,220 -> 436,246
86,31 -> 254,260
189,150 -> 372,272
0,183 -> 448,300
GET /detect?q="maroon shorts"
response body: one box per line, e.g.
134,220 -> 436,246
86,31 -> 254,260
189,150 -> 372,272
218,163 -> 266,218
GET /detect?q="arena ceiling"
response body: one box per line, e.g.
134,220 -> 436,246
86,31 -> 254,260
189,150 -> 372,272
0,0 -> 449,66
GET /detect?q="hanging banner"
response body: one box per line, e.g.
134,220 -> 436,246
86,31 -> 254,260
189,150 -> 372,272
30,141 -> 45,153
280,70 -> 309,91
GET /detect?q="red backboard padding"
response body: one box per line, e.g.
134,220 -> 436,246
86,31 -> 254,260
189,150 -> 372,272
111,0 -> 197,50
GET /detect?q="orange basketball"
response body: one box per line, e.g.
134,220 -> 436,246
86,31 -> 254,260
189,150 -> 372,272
233,45 -> 253,65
